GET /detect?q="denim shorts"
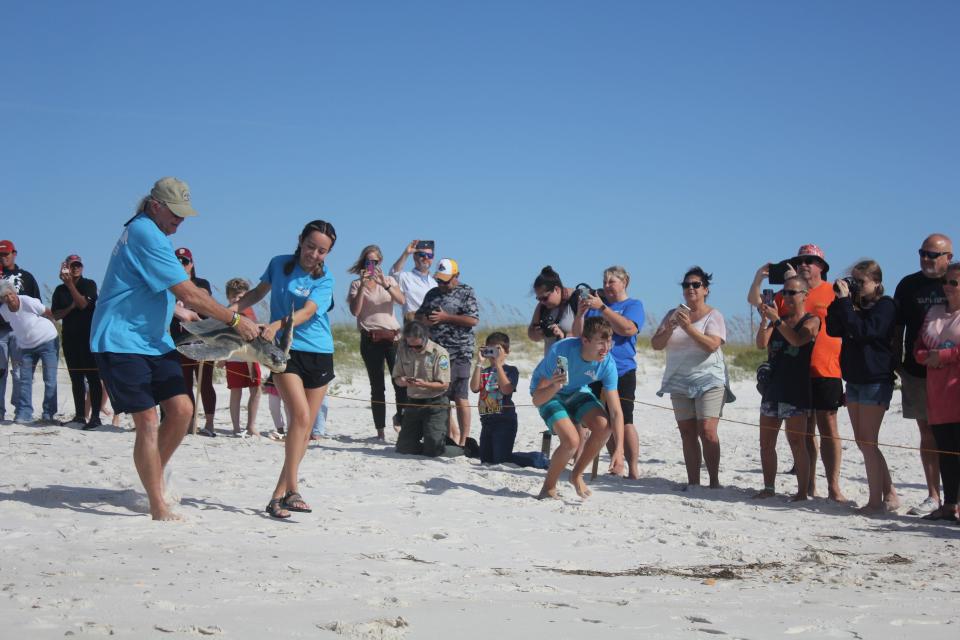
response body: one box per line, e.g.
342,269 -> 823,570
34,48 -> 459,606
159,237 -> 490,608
760,400 -> 810,420
845,382 -> 894,408
95,351 -> 187,414
539,391 -> 604,432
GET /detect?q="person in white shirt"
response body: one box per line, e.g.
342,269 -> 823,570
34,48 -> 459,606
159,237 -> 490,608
0,281 -> 59,424
389,239 -> 437,322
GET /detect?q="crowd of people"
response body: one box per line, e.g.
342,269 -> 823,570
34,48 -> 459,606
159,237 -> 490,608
1,177 -> 958,524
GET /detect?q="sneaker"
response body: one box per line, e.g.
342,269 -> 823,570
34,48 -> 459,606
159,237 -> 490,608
62,416 -> 86,427
908,496 -> 941,516
39,415 -> 58,425
82,419 -> 102,431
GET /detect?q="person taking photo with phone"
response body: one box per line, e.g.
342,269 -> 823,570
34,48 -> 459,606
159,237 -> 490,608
390,239 -> 436,323
347,244 -> 406,440
825,260 -> 900,514
393,321 -> 452,456
651,266 -> 728,489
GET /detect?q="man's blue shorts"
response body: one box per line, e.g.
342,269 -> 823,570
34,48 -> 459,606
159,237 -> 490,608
538,391 -> 604,432
95,351 -> 187,414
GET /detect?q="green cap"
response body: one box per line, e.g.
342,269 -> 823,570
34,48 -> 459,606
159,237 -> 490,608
150,177 -> 199,218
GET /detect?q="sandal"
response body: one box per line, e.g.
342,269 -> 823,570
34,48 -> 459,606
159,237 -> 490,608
265,498 -> 290,519
199,427 -> 217,438
281,491 -> 312,513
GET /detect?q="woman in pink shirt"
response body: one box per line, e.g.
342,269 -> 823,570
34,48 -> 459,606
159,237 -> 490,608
348,245 -> 406,440
914,262 -> 960,522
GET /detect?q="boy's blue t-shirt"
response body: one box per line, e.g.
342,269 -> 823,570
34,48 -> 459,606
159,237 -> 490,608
90,213 -> 188,355
261,254 -> 335,353
530,337 -> 618,397
586,298 -> 645,376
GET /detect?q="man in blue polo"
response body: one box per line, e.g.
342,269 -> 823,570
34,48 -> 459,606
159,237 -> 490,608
91,177 -> 259,521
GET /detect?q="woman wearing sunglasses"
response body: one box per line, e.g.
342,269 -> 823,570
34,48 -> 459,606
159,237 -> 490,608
652,267 -> 727,489
347,244 -> 406,440
914,262 -> 960,522
825,260 -> 900,514
234,220 -> 337,519
170,247 -> 217,437
754,274 -> 820,501
528,266 -> 577,356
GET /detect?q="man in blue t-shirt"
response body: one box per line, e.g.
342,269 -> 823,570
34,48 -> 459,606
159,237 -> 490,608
90,177 -> 259,521
530,316 -> 624,500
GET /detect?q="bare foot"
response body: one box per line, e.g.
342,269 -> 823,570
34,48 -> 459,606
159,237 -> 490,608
709,481 -> 722,489
884,494 -> 901,511
627,466 -> 640,480
246,428 -> 258,437
857,503 -> 885,515
791,493 -> 809,502
570,475 -> 592,498
753,488 -> 775,499
828,491 -> 848,503
537,486 -> 560,500
151,507 -> 183,521
376,428 -> 386,441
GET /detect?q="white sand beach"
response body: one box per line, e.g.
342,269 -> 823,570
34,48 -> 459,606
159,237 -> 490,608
1,351 -> 958,639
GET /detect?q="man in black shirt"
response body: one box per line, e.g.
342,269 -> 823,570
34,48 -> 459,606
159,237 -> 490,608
893,233 -> 952,516
0,239 -> 41,422
51,254 -> 102,429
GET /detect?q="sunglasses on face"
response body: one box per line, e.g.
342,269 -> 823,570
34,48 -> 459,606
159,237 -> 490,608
794,257 -> 821,266
920,249 -> 950,260
414,252 -> 434,259
782,289 -> 805,297
407,342 -> 425,350
942,278 -> 960,288
69,262 -> 83,269
0,253 -> 10,258
178,257 -> 192,266
535,289 -> 556,302
681,281 -> 703,290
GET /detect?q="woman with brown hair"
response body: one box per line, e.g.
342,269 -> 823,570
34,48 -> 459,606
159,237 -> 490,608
347,244 -> 406,440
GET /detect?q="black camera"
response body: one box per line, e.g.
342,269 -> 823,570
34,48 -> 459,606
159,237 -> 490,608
539,315 -> 558,336
834,276 -> 860,296
574,283 -> 597,302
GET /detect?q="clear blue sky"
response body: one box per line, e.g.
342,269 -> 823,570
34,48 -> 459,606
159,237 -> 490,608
2,1 -> 957,339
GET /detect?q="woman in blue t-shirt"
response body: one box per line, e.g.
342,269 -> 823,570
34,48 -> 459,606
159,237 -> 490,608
236,220 -> 337,519
571,265 -> 645,479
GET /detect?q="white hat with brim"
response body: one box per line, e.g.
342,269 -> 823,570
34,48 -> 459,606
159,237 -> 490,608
151,176 -> 199,218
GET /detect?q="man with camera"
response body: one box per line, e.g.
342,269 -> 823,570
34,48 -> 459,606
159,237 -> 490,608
893,233 -> 953,516
0,240 -> 40,423
390,239 -> 437,323
748,244 -> 846,502
415,258 -> 479,447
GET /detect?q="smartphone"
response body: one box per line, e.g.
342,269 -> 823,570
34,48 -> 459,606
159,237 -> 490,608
364,259 -> 376,277
405,376 -> 417,384
60,261 -> 70,276
679,303 -> 691,312
415,240 -> 435,252
555,355 -> 568,381
768,260 -> 791,285
480,346 -> 498,358
761,288 -> 775,307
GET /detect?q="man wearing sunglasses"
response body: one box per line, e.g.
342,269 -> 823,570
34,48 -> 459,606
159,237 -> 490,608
782,244 -> 847,503
90,177 -> 259,521
51,254 -> 102,429
389,239 -> 437,323
0,240 -> 40,423
894,233 -> 953,516
392,320 -> 452,456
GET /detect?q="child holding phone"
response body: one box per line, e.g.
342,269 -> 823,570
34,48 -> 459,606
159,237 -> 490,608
469,332 -> 520,464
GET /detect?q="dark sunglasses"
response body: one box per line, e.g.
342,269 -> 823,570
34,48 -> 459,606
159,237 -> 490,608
920,249 -> 950,260
407,342 -> 425,350
793,257 -> 822,266
782,289 -> 806,296
69,262 -> 83,268
681,281 -> 703,290
942,278 -> 960,288
414,252 -> 434,259
178,257 -> 192,266
0,253 -> 10,258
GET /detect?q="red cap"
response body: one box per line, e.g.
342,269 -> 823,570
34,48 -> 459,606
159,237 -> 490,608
0,240 -> 15,253
175,247 -> 193,262
65,254 -> 82,265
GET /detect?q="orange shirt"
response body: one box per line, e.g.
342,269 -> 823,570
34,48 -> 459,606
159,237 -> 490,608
776,281 -> 841,379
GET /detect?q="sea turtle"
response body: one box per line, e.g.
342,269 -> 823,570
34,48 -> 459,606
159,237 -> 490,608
175,307 -> 294,374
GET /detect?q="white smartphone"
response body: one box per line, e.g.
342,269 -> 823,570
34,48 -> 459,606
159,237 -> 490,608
679,303 -> 691,312
555,355 -> 568,381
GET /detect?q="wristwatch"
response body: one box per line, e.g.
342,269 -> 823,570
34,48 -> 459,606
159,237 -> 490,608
773,319 -> 782,328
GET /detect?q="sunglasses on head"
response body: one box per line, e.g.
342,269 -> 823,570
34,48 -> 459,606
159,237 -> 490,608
942,278 -> 960,288
681,281 -> 703,290
920,249 -> 950,260
782,289 -> 805,297
178,257 -> 192,266
414,252 -> 434,259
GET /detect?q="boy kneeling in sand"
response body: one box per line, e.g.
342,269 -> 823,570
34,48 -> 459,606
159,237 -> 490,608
393,321 -> 451,456
531,316 -> 624,499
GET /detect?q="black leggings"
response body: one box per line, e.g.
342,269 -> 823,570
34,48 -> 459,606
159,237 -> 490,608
932,423 -> 960,505
63,339 -> 101,421
360,332 -> 406,431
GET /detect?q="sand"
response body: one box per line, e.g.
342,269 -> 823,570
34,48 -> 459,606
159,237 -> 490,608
1,351 -> 958,639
